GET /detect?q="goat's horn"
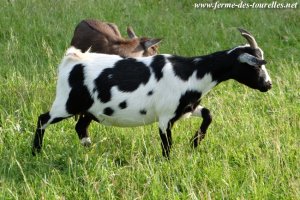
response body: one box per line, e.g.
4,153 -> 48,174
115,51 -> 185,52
127,26 -> 137,39
238,28 -> 258,49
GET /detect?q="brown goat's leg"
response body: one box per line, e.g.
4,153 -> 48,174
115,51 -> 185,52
191,106 -> 212,148
75,114 -> 93,146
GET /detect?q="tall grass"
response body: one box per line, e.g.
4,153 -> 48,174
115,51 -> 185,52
0,0 -> 299,199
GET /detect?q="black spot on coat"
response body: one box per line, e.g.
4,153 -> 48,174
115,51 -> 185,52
94,58 -> 151,103
94,68 -> 114,103
168,52 -> 234,82
147,90 -> 153,96
103,107 -> 114,116
140,109 -> 147,115
168,56 -> 197,81
170,90 -> 202,123
66,64 -> 94,114
150,55 -> 165,81
119,101 -> 127,109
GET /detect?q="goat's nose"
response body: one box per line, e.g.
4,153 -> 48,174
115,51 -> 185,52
266,81 -> 272,89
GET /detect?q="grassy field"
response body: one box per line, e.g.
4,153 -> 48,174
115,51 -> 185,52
0,0 -> 299,199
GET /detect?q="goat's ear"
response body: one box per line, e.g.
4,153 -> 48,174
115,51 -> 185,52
238,53 -> 267,66
127,26 -> 137,39
144,38 -> 162,49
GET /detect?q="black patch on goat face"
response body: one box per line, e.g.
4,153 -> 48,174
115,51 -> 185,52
170,90 -> 202,123
66,64 -> 94,114
119,101 -> 127,109
103,107 -> 114,116
233,62 -> 268,91
231,47 -> 270,91
150,55 -> 165,81
140,109 -> 147,115
94,59 -> 151,103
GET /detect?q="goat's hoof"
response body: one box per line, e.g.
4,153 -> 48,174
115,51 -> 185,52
32,147 -> 41,156
162,149 -> 170,159
162,153 -> 170,160
191,132 -> 206,148
191,138 -> 198,149
81,137 -> 92,147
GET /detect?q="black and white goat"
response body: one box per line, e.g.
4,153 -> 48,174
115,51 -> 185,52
32,28 -> 272,158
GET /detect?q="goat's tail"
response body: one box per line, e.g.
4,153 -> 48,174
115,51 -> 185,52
59,46 -> 90,69
65,46 -> 86,60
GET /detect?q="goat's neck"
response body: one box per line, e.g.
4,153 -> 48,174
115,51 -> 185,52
194,50 -> 234,83
168,50 -> 234,91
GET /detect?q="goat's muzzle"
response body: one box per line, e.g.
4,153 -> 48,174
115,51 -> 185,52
259,81 -> 272,92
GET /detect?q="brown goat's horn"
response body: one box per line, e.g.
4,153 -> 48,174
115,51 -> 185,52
238,28 -> 258,49
127,26 -> 137,39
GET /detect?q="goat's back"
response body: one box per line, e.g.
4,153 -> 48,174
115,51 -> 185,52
70,20 -> 122,53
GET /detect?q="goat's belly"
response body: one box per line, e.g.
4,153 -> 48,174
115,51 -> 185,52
93,113 -> 157,127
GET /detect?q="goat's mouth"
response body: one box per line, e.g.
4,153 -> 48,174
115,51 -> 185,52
259,88 -> 269,92
258,83 -> 272,92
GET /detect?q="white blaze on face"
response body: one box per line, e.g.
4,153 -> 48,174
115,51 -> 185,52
261,64 -> 272,83
258,48 -> 272,84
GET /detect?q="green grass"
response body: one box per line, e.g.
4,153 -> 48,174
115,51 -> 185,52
0,0 -> 299,199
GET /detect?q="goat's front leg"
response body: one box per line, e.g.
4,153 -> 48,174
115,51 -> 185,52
191,106 -> 212,148
158,118 -> 173,158
75,114 -> 92,146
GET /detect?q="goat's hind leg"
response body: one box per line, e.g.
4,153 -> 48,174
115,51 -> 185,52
32,110 -> 71,156
75,114 -> 93,147
190,106 -> 212,148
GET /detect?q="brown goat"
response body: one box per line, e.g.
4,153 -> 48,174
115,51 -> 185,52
70,19 -> 161,57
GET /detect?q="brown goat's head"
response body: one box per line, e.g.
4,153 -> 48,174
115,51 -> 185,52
140,37 -> 161,56
126,26 -> 161,56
